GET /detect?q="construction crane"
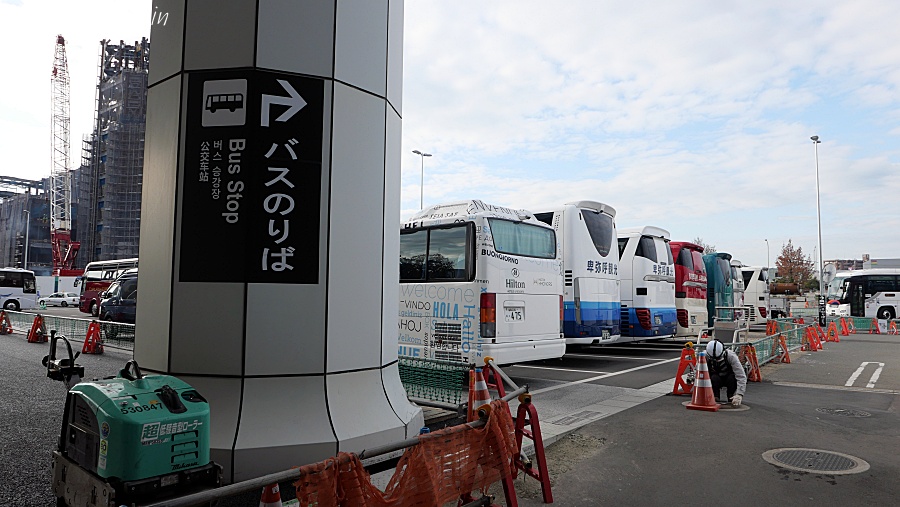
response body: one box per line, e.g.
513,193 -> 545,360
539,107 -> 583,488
50,34 -> 81,276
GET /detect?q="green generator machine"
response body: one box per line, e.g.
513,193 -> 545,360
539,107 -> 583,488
45,334 -> 221,506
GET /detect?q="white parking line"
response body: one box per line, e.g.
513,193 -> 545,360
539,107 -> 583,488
845,362 -> 886,388
513,364 -> 612,375
565,353 -> 668,361
532,357 -> 681,395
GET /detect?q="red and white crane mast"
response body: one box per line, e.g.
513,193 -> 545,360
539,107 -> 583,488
50,34 -> 80,275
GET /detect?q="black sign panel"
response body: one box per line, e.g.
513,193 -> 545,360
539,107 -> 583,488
180,69 -> 323,283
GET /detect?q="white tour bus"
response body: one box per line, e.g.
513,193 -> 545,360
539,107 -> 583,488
731,259 -> 746,310
616,227 -> 677,340
832,268 -> 900,320
0,267 -> 38,311
740,265 -> 769,323
534,201 -> 621,346
399,200 -> 565,365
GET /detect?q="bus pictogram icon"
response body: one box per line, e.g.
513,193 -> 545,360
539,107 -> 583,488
202,79 -> 247,127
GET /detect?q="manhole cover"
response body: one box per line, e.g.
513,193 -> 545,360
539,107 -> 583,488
762,448 -> 870,475
816,407 -> 871,417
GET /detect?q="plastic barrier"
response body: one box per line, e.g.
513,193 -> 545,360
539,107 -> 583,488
672,344 -> 697,395
889,320 -> 899,335
737,344 -> 762,382
771,334 -> 791,363
0,311 -> 12,335
802,326 -> 822,352
482,358 -> 553,503
869,318 -> 881,334
26,314 -> 47,343
81,321 -> 104,354
824,321 -> 841,342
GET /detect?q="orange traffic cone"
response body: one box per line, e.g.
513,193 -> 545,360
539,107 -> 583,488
259,483 -> 282,507
82,321 -> 104,354
686,351 -> 719,412
0,310 -> 12,335
469,368 -> 492,421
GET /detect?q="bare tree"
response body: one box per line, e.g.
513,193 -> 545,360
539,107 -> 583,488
692,237 -> 716,254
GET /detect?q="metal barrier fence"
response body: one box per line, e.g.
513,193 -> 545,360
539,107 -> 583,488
398,356 -> 472,406
2,311 -> 135,349
721,319 -> 809,367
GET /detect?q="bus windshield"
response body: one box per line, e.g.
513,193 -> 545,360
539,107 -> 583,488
487,218 -> 556,259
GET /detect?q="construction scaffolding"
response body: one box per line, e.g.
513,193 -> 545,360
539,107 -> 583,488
76,38 -> 149,265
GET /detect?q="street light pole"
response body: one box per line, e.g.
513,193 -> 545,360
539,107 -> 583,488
22,209 -> 30,270
412,150 -> 432,209
765,238 -> 769,272
811,135 -> 824,325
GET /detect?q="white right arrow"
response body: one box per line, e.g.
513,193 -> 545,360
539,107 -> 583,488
261,79 -> 307,127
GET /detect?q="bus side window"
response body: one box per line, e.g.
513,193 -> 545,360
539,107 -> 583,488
428,227 -> 468,281
400,230 -> 427,282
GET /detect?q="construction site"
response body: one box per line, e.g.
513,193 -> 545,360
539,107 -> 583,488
0,36 -> 149,275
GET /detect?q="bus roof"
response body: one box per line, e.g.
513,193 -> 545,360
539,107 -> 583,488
669,241 -> 704,252
617,226 -> 670,239
406,200 -> 541,225
565,200 -> 617,218
84,258 -> 139,268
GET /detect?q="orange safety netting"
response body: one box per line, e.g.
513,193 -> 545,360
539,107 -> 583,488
294,399 -> 517,507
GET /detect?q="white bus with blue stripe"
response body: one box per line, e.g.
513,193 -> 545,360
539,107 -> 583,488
399,200 -> 565,365
617,226 -> 677,340
535,201 -> 621,346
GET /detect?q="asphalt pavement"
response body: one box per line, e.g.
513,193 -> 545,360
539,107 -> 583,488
1,328 -> 897,506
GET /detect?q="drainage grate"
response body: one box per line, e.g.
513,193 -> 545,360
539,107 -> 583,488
816,407 -> 871,417
762,448 -> 870,475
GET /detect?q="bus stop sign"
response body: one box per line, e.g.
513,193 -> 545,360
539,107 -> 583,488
179,70 -> 324,284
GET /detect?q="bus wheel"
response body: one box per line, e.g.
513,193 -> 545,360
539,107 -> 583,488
3,300 -> 18,311
877,307 -> 895,321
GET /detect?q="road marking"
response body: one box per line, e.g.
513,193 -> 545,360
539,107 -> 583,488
773,381 -> 899,395
532,357 -> 681,395
565,353 -> 667,361
845,362 -> 886,388
513,364 -> 612,375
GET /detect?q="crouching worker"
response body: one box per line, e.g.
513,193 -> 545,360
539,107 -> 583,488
705,339 -> 746,406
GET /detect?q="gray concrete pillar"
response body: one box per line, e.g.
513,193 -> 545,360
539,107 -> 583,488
137,0 -> 421,483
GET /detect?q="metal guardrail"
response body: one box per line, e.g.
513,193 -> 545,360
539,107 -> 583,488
2,310 -> 135,349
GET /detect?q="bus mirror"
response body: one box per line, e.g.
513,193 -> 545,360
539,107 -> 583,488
73,279 -> 80,287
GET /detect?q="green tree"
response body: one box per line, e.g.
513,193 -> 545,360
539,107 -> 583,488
775,240 -> 814,289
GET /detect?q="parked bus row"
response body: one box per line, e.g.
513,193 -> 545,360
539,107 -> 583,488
397,199 -> 770,365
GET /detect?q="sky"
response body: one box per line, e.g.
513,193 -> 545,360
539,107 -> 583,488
1,1 -> 898,269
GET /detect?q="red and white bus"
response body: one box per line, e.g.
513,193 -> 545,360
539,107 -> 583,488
669,242 -> 708,338
77,258 -> 138,316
